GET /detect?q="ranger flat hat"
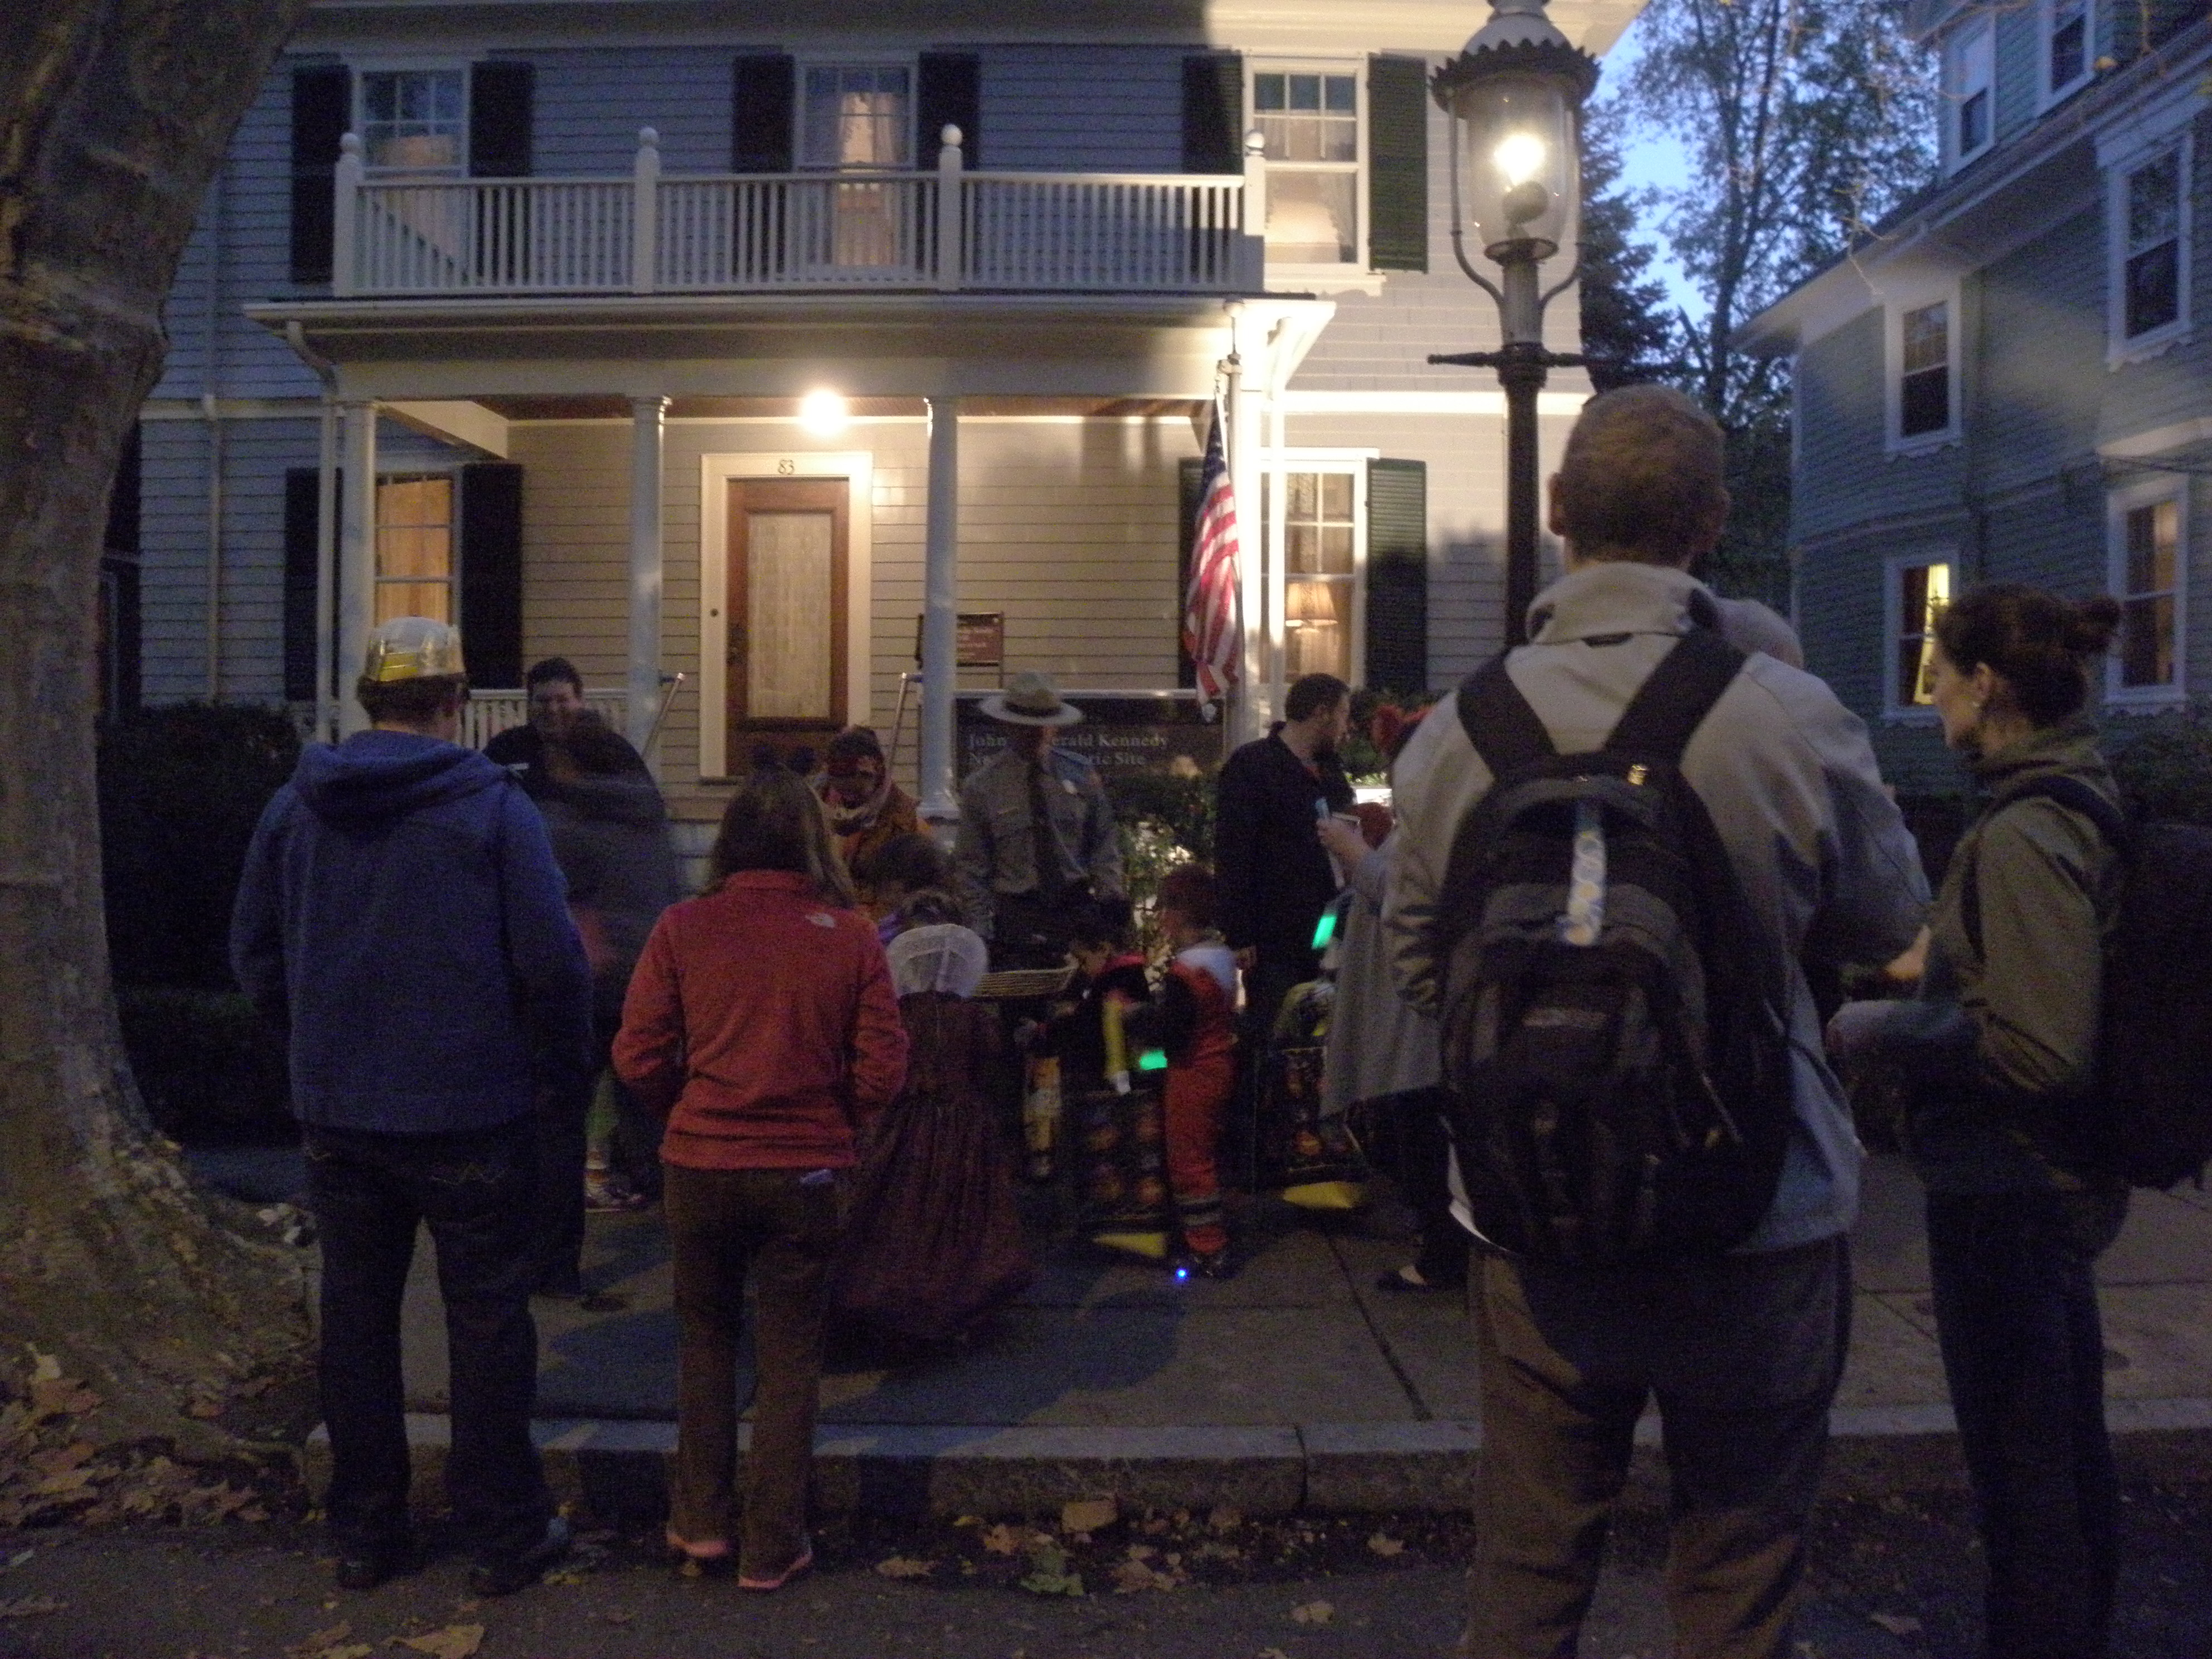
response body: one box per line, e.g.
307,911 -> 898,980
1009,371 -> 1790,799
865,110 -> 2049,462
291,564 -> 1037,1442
979,670 -> 1083,727
363,616 -> 467,683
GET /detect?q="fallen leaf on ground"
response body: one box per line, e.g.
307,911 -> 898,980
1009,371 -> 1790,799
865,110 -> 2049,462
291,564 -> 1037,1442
1367,1531 -> 1405,1558
1292,1598 -> 1335,1626
1207,1504 -> 1243,1532
1018,1541 -> 1085,1598
1868,1612 -> 1924,1637
395,1625 -> 483,1658
289,1621 -> 350,1653
184,1399 -> 223,1420
601,1611 -> 632,1624
874,1555 -> 936,1579
980,1523 -> 1025,1556
0,1598 -> 62,1618
1061,1497 -> 1117,1535
1109,1554 -> 1186,1595
313,1647 -> 372,1659
1258,1648 -> 1292,1659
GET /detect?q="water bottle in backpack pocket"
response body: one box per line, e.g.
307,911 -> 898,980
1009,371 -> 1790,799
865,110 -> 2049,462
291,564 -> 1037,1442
1432,631 -> 1797,1266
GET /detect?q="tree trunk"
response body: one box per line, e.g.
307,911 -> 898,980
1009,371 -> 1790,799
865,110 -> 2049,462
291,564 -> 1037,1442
1,0 -> 314,1450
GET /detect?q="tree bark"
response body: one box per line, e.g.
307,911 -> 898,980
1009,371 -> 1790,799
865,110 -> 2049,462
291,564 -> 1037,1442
1,0 -> 313,1449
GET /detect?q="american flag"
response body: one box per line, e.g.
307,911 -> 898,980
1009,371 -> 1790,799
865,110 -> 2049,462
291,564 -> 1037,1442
1182,404 -> 1241,712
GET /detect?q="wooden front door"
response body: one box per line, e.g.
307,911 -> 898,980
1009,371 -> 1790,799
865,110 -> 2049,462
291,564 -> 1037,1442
727,478 -> 850,761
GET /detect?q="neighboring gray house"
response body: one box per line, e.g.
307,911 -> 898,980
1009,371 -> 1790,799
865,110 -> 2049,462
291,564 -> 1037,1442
121,0 -> 1638,832
1743,0 -> 2210,795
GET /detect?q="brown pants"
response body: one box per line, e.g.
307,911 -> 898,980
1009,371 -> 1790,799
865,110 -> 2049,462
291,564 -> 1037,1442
663,1163 -> 846,1576
1462,1236 -> 1850,1659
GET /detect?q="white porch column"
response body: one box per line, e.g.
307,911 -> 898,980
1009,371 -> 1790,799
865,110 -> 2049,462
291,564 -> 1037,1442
336,400 -> 377,738
628,395 -> 668,756
919,396 -> 961,822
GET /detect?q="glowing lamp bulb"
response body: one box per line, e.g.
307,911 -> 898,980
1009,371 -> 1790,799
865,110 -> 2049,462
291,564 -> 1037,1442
1493,132 -> 1546,187
799,390 -> 849,435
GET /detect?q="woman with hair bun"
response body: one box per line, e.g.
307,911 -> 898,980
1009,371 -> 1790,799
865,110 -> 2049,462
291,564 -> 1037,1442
1828,583 -> 2127,1659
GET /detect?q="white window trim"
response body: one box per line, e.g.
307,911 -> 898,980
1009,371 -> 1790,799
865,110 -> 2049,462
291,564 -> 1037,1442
1883,280 -> 1963,454
1266,449 -> 1373,688
1883,550 -> 1957,721
2106,477 -> 2190,705
2037,0 -> 2094,111
2107,128 -> 2194,365
350,60 -> 473,176
792,55 -> 920,172
1249,59 -> 1370,282
1943,15 -> 1995,172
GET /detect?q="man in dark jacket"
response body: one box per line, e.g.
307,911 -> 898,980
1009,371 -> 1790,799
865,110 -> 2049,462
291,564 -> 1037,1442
483,656 -> 651,794
1213,672 -> 1355,1031
232,618 -> 594,1599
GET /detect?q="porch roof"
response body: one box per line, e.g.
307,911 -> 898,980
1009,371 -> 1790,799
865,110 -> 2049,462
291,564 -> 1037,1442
247,290 -> 1316,402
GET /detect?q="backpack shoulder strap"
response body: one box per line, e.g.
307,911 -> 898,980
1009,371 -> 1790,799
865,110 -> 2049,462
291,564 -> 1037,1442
1457,654 -> 1556,778
1604,628 -> 1748,761
1960,773 -> 2128,957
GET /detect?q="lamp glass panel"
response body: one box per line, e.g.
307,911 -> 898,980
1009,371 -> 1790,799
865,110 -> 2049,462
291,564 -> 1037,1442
1450,71 -> 1576,260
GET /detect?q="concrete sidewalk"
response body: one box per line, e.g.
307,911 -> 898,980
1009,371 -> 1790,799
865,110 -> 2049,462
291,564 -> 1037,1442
370,1154 -> 2212,1516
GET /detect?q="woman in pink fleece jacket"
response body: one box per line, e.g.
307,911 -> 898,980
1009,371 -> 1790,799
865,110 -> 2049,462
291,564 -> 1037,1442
615,767 -> 907,1590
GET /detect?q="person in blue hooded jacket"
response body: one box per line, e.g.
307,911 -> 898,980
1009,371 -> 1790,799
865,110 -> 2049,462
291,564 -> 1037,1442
231,618 -> 594,1599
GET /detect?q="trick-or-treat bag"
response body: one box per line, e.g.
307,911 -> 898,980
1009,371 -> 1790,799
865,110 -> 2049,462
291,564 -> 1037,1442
1262,978 -> 1367,1210
1076,1082 -> 1173,1257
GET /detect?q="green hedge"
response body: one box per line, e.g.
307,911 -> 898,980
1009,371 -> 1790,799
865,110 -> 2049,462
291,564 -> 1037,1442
99,703 -> 300,990
2106,705 -> 2212,826
117,987 -> 294,1144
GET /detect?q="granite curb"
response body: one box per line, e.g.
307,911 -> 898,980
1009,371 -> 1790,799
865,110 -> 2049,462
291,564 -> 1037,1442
303,1400 -> 2212,1522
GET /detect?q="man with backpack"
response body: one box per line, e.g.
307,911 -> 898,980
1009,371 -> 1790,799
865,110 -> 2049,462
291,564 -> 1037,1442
1384,386 -> 1927,1658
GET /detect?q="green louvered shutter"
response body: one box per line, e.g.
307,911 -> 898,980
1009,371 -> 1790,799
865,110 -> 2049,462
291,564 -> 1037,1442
1367,57 -> 1429,272
1366,459 -> 1428,691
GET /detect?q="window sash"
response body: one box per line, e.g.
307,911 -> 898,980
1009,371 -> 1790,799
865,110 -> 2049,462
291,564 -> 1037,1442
1273,467 -> 1364,682
1254,67 -> 1360,265
2048,0 -> 2089,91
375,474 -> 455,625
801,65 -> 913,170
360,70 -> 466,174
2118,500 -> 2181,690
1949,23 -> 1994,158
1893,561 -> 1951,708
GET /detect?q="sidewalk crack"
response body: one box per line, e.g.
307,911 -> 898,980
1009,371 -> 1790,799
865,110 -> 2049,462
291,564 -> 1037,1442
1329,1233 -> 1434,1422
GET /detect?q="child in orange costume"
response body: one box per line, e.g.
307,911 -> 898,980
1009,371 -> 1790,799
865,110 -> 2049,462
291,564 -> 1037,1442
1151,866 -> 1239,1277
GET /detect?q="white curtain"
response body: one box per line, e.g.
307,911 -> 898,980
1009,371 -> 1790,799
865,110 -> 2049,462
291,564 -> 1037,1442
745,511 -> 835,720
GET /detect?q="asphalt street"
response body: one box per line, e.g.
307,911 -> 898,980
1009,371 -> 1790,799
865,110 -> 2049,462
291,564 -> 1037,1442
4,1473 -> 2210,1659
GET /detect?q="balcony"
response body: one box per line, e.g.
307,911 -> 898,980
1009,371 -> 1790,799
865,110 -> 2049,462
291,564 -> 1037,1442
333,127 -> 1265,300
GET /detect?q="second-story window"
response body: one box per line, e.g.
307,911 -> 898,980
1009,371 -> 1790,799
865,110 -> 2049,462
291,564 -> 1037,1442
1899,300 -> 1952,440
359,69 -> 466,174
2122,146 -> 2185,341
801,65 -> 912,170
1255,69 -> 1360,265
1946,19 -> 1993,165
2045,0 -> 2090,100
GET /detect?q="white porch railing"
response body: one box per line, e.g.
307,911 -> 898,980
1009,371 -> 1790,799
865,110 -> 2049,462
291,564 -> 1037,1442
333,127 -> 1265,299
462,690 -> 628,752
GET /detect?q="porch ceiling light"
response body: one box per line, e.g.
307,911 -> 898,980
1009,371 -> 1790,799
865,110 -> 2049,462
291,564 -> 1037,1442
800,390 -> 850,435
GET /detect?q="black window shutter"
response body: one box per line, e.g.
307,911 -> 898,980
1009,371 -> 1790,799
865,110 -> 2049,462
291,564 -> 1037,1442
1177,455 -> 1205,689
918,52 -> 981,167
103,423 -> 141,556
1366,459 -> 1428,692
469,61 -> 535,177
283,467 -> 337,702
289,64 -> 350,283
1182,53 -> 1244,174
460,463 -> 525,688
733,54 -> 797,172
1367,56 -> 1429,272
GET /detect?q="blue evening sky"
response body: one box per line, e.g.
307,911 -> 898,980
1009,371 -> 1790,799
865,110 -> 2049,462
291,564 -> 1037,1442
1598,13 -> 1703,315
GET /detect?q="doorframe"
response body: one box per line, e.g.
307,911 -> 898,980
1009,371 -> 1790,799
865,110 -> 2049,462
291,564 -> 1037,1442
699,451 -> 874,780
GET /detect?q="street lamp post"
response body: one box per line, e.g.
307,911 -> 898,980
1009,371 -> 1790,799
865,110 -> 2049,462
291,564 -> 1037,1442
1428,0 -> 1599,647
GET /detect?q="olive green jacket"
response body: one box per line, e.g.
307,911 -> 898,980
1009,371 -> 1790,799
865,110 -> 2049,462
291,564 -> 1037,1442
1863,720 -> 2124,1192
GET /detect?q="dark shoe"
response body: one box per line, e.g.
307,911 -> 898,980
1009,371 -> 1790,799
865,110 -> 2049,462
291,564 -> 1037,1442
333,1537 -> 416,1591
1181,1246 -> 1238,1282
738,1540 -> 814,1593
467,1515 -> 570,1598
1374,1264 -> 1464,1296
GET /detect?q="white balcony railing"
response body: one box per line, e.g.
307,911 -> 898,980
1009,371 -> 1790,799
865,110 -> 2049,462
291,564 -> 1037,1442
333,126 -> 1266,299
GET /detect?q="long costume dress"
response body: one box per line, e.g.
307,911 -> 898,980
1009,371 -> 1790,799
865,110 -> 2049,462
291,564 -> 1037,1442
832,925 -> 1034,1343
